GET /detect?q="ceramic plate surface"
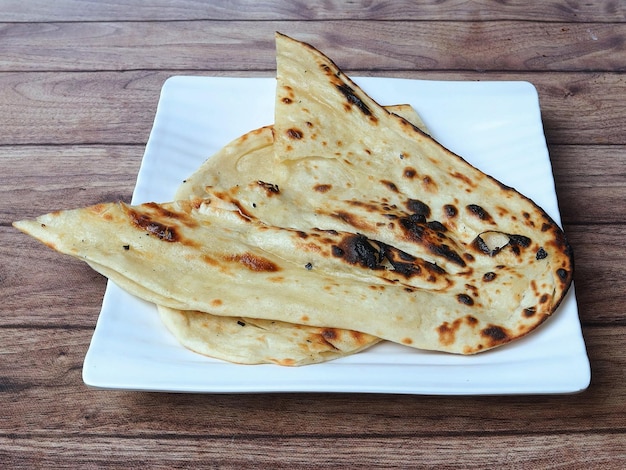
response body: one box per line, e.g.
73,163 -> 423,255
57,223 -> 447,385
82,76 -> 590,394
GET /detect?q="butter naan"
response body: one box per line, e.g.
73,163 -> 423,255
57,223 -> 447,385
157,305 -> 375,366
175,103 -> 426,200
85,258 -> 378,365
13,33 -> 573,357
155,104 -> 424,365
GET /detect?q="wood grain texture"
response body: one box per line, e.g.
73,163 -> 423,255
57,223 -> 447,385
552,144 -> 626,224
0,326 -> 623,434
0,145 -> 141,218
568,225 -> 626,325
0,433 -> 624,469
1,1 -> 625,467
0,0 -> 623,22
0,71 -> 624,146
0,324 -> 623,468
0,20 -> 624,72
4,222 -> 625,327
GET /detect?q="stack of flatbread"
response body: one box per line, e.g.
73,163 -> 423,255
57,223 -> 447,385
13,33 -> 573,366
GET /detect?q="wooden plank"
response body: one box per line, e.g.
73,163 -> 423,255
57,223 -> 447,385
0,145 -> 141,219
0,326 -> 621,435
2,143 -> 625,327
567,225 -> 626,325
3,144 -> 625,226
4,222 -> 625,327
0,229 -> 106,326
0,71 -> 624,146
0,432 -> 624,469
552,144 -> 626,225
0,71 -> 164,146
0,0 -> 622,22
0,20 -> 624,73
0,145 -> 139,326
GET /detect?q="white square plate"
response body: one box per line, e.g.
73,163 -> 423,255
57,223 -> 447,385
82,76 -> 591,394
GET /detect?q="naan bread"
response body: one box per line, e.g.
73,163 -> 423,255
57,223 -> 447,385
175,104 -> 426,200
157,306 -> 375,366
13,33 -> 573,356
157,104 -> 423,365
84,259 -> 378,366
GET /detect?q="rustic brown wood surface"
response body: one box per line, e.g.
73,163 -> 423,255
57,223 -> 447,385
1,1 -> 625,468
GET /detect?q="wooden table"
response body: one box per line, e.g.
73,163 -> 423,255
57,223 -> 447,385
2,1 -> 625,467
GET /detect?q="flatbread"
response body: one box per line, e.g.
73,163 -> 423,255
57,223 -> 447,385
157,306 -> 376,366
84,259 -> 378,366
175,104 -> 427,201
158,104 -> 423,365
13,33 -> 573,356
